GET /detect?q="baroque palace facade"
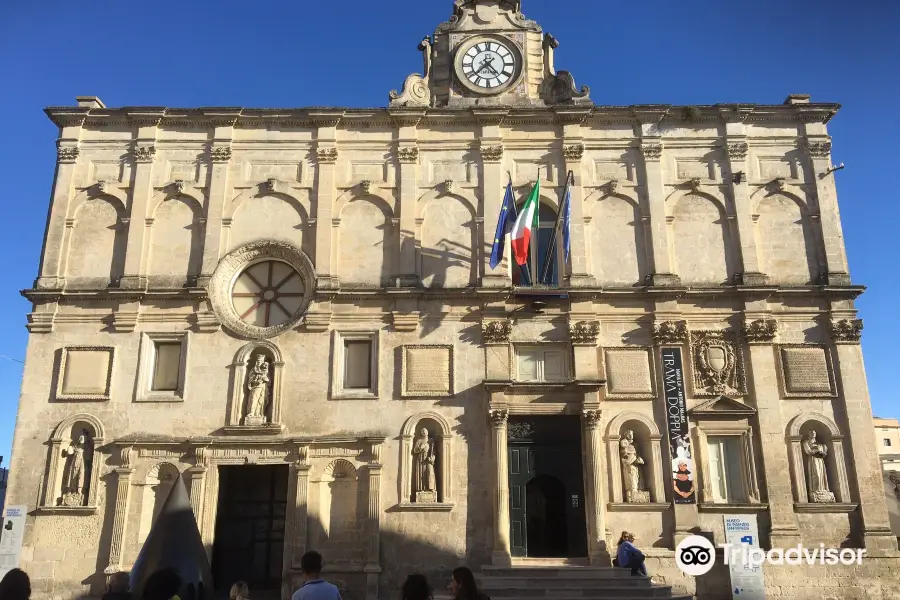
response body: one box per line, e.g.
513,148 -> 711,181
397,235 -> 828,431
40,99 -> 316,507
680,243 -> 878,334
8,1 -> 900,598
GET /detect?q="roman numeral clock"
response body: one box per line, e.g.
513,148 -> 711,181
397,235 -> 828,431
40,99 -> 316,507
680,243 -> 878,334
453,35 -> 522,95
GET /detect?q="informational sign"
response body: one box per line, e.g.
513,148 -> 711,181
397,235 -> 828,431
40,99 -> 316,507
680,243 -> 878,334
0,505 -> 27,579
661,347 -> 695,504
723,514 -> 766,599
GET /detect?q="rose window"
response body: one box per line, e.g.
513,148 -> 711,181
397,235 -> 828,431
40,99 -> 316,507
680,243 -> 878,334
231,260 -> 306,328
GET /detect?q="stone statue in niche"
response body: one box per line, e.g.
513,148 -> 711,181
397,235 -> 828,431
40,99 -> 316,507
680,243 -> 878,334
619,430 -> 650,503
412,427 -> 437,503
803,430 -> 835,503
61,431 -> 90,506
243,354 -> 270,426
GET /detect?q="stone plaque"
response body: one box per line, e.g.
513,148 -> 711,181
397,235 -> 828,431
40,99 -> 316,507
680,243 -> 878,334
57,347 -> 114,400
779,346 -> 836,397
604,348 -> 655,399
403,345 -> 453,397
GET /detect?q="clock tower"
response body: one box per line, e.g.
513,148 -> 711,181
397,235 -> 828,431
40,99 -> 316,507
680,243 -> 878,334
390,0 -> 590,107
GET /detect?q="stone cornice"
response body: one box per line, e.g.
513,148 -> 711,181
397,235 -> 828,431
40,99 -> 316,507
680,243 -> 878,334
44,103 -> 843,129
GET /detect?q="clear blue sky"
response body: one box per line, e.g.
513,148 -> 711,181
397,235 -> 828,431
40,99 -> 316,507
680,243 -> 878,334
0,0 -> 898,464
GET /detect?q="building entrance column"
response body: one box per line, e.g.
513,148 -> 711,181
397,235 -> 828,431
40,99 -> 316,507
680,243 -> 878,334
489,408 -> 511,565
582,409 -> 610,564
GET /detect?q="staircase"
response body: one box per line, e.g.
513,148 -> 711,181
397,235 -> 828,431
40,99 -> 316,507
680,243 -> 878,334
479,559 -> 691,600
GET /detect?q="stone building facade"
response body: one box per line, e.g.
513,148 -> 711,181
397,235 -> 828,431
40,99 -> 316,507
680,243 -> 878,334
7,1 -> 900,598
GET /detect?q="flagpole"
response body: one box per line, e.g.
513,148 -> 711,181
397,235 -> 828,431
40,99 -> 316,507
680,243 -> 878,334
538,170 -> 573,285
504,172 -> 532,286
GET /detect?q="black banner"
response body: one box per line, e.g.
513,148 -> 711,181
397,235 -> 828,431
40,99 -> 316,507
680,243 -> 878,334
661,347 -> 696,504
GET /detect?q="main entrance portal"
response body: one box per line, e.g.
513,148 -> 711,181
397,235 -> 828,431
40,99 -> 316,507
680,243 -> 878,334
508,415 -> 588,558
212,465 -> 289,595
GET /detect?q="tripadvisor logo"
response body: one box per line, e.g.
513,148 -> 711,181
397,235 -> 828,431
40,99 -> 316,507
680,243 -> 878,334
675,535 -> 867,576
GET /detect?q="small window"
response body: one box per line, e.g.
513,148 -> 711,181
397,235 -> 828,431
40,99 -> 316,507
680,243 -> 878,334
515,347 -> 568,382
885,439 -> 892,447
707,436 -> 746,504
343,340 -> 373,389
152,342 -> 182,392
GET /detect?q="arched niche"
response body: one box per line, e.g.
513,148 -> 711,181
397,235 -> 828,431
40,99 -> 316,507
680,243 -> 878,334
587,191 -> 650,286
605,412 -> 665,504
752,191 -> 821,285
399,412 -> 454,508
63,195 -> 127,288
227,190 -> 311,257
667,191 -> 737,285
318,459 -> 361,541
42,414 -> 106,509
418,193 -> 477,288
147,193 -> 204,287
335,193 -> 398,287
787,413 -> 851,504
225,340 -> 284,432
136,462 -> 180,546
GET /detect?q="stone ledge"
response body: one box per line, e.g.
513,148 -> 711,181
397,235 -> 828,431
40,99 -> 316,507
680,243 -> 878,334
395,502 -> 455,512
222,423 -> 285,436
607,502 -> 669,512
698,502 -> 769,513
793,502 -> 858,513
33,506 -> 98,516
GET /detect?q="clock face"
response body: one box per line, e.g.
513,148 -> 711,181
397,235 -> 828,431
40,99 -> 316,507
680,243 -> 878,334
460,40 -> 517,90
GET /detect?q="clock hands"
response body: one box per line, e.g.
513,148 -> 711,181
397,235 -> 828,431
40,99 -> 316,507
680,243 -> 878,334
475,55 -> 500,77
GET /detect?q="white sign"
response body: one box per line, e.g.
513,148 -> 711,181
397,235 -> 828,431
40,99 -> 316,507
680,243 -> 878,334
0,505 -> 27,579
723,514 -> 766,599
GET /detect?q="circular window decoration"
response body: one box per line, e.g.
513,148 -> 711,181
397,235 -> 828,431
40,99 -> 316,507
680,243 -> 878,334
209,240 -> 315,339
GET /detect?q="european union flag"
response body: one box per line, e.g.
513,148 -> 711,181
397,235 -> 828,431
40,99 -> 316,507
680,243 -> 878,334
489,178 -> 518,269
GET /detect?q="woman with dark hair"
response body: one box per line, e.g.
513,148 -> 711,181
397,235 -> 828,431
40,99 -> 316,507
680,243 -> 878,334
401,574 -> 432,600
449,567 -> 489,600
0,568 -> 31,600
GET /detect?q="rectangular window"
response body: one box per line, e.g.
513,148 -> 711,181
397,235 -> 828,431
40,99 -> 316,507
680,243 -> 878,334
152,342 -> 182,391
885,439 -> 892,447
343,340 -> 373,389
707,436 -> 746,503
515,347 -> 568,382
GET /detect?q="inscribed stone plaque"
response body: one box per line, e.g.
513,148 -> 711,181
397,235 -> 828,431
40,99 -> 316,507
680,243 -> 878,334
779,346 -> 836,397
59,347 -> 113,399
403,345 -> 453,397
605,348 -> 654,399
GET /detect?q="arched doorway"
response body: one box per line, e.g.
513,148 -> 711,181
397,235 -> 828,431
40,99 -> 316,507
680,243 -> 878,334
525,475 -> 569,557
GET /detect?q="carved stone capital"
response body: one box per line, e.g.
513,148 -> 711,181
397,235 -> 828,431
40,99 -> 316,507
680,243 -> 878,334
482,320 -> 512,344
563,144 -> 585,161
805,140 -> 832,159
830,319 -> 862,344
489,408 -> 509,427
57,145 -> 80,163
569,321 -> 600,345
194,445 -> 210,468
480,145 -> 504,163
210,146 -> 232,163
316,147 -> 339,164
727,142 -> 749,161
743,319 -> 777,343
653,321 -> 687,345
119,445 -> 135,469
132,145 -> 157,163
640,143 -> 663,161
582,410 -> 602,430
397,146 -> 419,164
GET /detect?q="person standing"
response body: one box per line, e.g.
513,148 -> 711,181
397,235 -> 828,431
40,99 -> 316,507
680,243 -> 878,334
616,531 -> 648,577
291,551 -> 342,600
0,568 -> 31,600
449,567 -> 489,600
401,574 -> 432,600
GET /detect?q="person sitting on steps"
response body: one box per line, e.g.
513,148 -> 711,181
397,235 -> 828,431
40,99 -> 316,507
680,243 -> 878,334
616,531 -> 648,577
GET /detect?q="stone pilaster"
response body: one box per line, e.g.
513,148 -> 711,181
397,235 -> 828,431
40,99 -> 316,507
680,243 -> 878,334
121,112 -> 164,289
582,409 -> 610,564
559,109 -> 593,287
105,457 -> 134,574
489,408 -> 511,565
198,112 -> 239,285
36,114 -> 85,290
289,445 -> 311,570
393,112 -> 424,287
476,110 -> 508,287
723,114 -> 765,285
365,440 -> 384,600
313,115 -> 340,289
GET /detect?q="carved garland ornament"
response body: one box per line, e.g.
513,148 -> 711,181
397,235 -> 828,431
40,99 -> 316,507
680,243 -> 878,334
480,146 -> 504,163
397,146 -> 419,164
830,319 -> 863,344
743,319 -> 777,343
208,240 -> 316,340
806,141 -> 832,159
690,330 -> 746,397
652,321 -> 687,345
727,142 -> 749,161
569,321 -> 600,345
563,144 -> 585,161
210,146 -> 232,162
57,146 -> 80,163
482,320 -> 512,344
316,147 -> 339,164
640,143 -> 663,161
133,145 -> 157,163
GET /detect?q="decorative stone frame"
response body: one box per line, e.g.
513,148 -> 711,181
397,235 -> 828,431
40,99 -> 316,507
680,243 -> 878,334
401,344 -> 454,398
452,33 -> 525,97
331,330 -> 380,400
55,346 -> 115,401
398,412 -> 454,510
688,330 -> 747,397
208,240 -> 316,340
135,332 -> 191,402
510,341 -> 573,383
601,347 -> 657,400
224,340 -> 284,433
786,412 -> 853,509
605,411 -> 667,508
689,399 -> 762,507
776,344 -> 838,398
39,413 -> 106,513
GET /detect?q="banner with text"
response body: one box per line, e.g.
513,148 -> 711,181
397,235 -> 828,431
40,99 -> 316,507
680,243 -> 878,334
661,347 -> 695,504
0,505 -> 27,579
724,514 -> 766,599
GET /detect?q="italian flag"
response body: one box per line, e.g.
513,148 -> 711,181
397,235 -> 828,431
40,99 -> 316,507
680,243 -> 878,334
510,179 -> 540,266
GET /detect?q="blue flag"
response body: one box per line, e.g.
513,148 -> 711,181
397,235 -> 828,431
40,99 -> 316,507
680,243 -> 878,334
489,179 -> 518,269
561,182 -> 572,262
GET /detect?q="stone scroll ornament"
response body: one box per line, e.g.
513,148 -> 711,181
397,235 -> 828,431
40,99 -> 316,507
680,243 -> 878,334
619,430 -> 650,503
389,36 -> 433,107
61,431 -> 90,506
412,428 -> 437,503
243,354 -> 271,426
803,430 -> 835,503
